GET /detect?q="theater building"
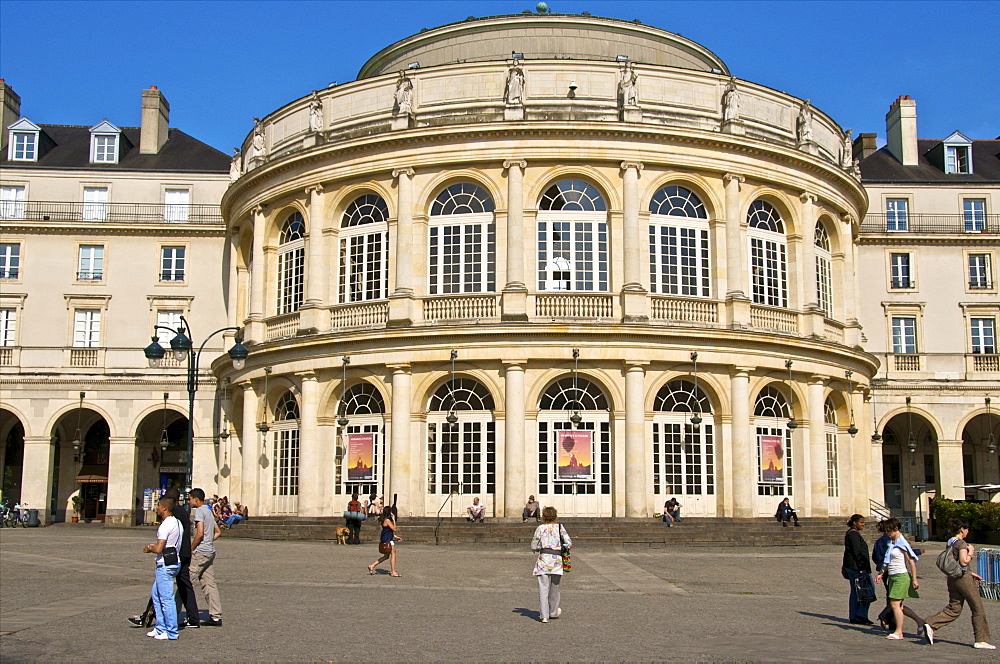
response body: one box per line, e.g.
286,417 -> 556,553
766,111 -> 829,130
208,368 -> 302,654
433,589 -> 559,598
217,12 -> 878,520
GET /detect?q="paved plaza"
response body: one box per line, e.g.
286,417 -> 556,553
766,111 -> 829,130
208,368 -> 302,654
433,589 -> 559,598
1,524 -> 998,662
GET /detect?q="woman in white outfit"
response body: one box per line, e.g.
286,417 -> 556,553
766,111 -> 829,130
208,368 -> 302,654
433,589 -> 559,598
530,506 -> 572,623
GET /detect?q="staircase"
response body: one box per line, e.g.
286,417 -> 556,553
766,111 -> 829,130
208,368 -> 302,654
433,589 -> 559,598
223,516 -> 854,547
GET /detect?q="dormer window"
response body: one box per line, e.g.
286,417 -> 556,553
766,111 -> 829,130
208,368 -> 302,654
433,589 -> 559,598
942,130 -> 973,174
89,119 -> 122,164
6,118 -> 41,162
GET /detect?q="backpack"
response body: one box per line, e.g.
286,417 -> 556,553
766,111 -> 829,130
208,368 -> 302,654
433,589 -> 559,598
935,542 -> 964,579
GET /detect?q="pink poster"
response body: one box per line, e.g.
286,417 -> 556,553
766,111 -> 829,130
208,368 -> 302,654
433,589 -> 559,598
347,433 -> 374,482
557,430 -> 594,480
759,435 -> 784,484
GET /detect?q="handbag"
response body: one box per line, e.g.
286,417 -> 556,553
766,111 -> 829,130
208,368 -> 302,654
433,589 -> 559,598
378,541 -> 392,554
854,574 -> 876,603
559,524 -> 571,573
161,546 -> 179,566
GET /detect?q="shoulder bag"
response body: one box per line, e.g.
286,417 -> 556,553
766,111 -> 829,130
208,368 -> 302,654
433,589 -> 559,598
559,524 -> 572,573
853,574 -> 876,603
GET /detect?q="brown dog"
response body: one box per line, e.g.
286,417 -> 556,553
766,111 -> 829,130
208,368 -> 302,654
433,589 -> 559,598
335,527 -> 350,545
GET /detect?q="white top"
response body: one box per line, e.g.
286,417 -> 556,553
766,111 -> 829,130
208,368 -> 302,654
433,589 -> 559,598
887,545 -> 908,576
155,515 -> 182,565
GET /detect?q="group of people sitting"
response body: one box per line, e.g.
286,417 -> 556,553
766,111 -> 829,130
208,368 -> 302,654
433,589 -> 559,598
211,495 -> 248,529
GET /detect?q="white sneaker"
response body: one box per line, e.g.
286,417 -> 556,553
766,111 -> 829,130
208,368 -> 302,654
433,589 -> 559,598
540,618 -> 548,623
974,642 -> 996,650
553,608 -> 562,619
153,633 -> 171,640
146,630 -> 160,638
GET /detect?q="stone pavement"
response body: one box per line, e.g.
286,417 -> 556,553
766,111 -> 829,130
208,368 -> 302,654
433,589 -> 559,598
2,524 -> 998,662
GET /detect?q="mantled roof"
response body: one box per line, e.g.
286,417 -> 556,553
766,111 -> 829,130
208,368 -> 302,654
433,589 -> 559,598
860,138 -> 1000,184
0,124 -> 229,172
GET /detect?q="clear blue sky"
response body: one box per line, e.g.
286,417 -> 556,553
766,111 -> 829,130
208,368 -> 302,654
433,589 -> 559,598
1,1 -> 997,152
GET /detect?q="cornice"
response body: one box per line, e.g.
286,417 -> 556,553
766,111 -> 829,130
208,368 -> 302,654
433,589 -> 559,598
0,222 -> 225,237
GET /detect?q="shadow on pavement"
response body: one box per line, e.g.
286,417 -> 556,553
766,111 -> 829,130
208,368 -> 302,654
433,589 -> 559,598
512,607 -> 539,622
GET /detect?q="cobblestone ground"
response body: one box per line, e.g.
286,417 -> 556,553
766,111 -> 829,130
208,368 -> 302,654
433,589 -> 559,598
2,524 -> 999,662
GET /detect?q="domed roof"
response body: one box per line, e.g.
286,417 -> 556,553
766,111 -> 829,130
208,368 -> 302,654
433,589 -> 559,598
358,13 -> 729,79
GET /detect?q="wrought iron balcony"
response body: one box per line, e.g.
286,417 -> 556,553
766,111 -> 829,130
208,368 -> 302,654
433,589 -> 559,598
861,213 -> 999,235
0,200 -> 223,226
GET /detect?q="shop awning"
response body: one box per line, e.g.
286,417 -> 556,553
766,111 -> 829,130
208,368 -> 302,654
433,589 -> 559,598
75,467 -> 108,483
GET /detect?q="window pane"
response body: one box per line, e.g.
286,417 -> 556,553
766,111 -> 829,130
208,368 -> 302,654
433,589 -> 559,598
0,186 -> 26,219
963,199 -> 986,232
0,308 -> 15,346
891,316 -> 917,354
971,318 -> 996,354
160,246 -> 185,281
890,253 -> 911,288
78,245 -> 104,280
968,254 -> 992,289
0,243 -> 20,279
885,199 -> 908,231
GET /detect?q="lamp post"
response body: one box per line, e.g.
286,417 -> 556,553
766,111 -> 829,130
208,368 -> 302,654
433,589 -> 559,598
143,315 -> 248,491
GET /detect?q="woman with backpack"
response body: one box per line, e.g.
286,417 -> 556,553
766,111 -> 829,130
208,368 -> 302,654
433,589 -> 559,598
923,518 -> 994,649
530,506 -> 572,623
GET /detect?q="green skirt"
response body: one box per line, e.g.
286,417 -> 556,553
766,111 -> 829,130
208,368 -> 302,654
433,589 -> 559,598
886,572 -> 919,600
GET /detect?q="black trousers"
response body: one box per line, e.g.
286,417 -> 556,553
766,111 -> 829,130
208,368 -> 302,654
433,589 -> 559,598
141,556 -> 199,623
346,519 -> 362,543
778,512 -> 799,524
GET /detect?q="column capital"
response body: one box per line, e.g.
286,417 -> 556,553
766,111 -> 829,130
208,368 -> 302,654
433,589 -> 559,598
809,374 -> 827,385
503,159 -> 527,170
295,370 -> 318,382
730,365 -> 755,378
252,204 -> 266,217
23,435 -> 54,444
392,167 -> 415,178
840,212 -> 854,225
387,363 -> 412,373
723,173 -> 745,185
624,360 -> 649,371
620,161 -> 644,172
799,191 -> 817,204
937,439 -> 964,448
502,359 -> 528,369
305,184 -> 324,196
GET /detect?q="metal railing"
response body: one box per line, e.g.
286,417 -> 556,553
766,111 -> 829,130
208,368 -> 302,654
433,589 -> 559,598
0,201 -> 223,226
434,490 -> 462,545
869,499 -> 917,537
861,213 -> 1000,235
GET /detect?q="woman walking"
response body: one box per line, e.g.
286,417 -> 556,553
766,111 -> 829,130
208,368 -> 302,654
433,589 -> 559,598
923,518 -> 995,649
367,507 -> 402,577
875,517 -> 928,641
530,506 -> 572,623
842,514 -> 874,625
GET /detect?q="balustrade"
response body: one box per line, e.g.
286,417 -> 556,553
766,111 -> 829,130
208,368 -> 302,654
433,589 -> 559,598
535,294 -> 614,319
265,312 -> 301,340
422,295 -> 498,322
331,301 -> 389,329
749,306 -> 798,333
649,296 -> 719,324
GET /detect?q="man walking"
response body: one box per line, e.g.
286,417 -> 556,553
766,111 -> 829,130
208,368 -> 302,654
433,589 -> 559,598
188,488 -> 223,626
164,487 -> 201,627
142,496 -> 182,640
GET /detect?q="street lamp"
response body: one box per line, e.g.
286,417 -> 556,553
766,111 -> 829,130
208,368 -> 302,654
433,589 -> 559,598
143,315 -> 249,490
690,352 -> 702,431
570,349 -> 583,427
845,370 -> 858,437
785,360 -> 797,430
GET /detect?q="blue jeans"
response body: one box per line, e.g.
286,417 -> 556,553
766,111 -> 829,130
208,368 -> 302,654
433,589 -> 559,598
152,564 -> 180,638
845,568 -> 872,621
225,514 -> 244,527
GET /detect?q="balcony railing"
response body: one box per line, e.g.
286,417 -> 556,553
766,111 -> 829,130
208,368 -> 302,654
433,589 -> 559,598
861,213 -> 999,235
0,201 -> 223,226
265,312 -> 301,340
535,294 -> 614,319
750,305 -> 798,333
331,301 -> 389,329
650,296 -> 719,324
892,354 -> 921,371
423,294 -> 498,322
972,354 -> 1000,372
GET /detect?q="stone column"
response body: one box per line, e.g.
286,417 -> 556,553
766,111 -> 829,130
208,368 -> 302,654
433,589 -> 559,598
240,382 -> 260,514
503,360 -> 527,517
389,168 -> 415,326
297,372 -> 321,515
841,213 -> 862,347
723,174 -> 750,327
388,364 -> 412,506
621,162 -> 648,322
247,205 -> 267,343
807,376 -> 828,517
20,436 -> 55,524
624,361 -> 648,516
104,436 -> 138,527
502,160 -> 528,321
730,367 -> 755,517
301,185 -> 326,332
227,230 -> 240,330
799,193 -> 824,337
936,440 -> 966,501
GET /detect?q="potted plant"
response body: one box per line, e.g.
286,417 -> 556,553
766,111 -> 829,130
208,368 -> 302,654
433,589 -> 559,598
71,494 -> 84,523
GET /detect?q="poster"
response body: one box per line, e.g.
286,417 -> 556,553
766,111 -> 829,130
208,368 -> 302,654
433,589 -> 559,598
759,435 -> 784,484
557,430 -> 594,481
347,433 -> 375,482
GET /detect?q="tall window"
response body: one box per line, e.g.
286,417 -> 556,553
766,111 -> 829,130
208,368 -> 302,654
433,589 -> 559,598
339,194 -> 388,303
83,187 -> 108,221
0,308 -> 15,346
968,253 -> 993,289
971,318 -> 996,354
10,132 -> 36,161
426,379 -> 495,496
160,246 -> 186,282
648,185 -> 710,297
537,377 -> 611,498
824,398 -> 839,498
885,199 -> 908,231
428,183 -> 496,295
0,186 -> 26,219
537,180 -> 608,292
78,245 -> 104,281
892,316 -> 917,354
164,189 -> 190,222
0,243 -> 20,279
747,200 -> 787,307
652,380 -> 714,497
271,392 -> 300,513
963,199 -> 986,232
945,145 -> 970,174
814,221 -> 832,315
92,135 -> 118,163
73,309 -> 101,347
889,252 -> 913,288
276,212 -> 305,315
157,310 -> 184,333
335,382 -> 386,496
754,385 -> 793,497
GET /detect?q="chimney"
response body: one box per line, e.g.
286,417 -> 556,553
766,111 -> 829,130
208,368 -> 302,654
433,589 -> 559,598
140,86 -> 170,154
853,132 -> 878,160
0,79 -> 22,151
885,95 -> 918,166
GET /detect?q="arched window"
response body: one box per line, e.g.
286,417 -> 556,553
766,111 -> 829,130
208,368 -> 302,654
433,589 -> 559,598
814,221 -> 833,316
747,200 -> 788,308
428,183 -> 495,295
649,186 -> 710,297
271,391 -> 300,513
339,194 -> 389,303
824,397 -> 839,498
274,391 -> 300,420
537,180 -> 608,292
426,377 -> 495,497
754,385 -> 792,498
653,380 -> 715,499
342,382 -> 386,415
537,376 -> 610,500
337,382 -> 386,497
539,376 -> 609,411
276,212 -> 305,315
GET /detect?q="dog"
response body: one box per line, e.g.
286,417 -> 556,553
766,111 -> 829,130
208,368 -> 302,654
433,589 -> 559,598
335,527 -> 350,545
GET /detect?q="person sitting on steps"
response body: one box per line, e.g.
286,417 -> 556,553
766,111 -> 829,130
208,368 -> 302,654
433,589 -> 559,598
663,497 -> 682,524
467,497 -> 485,523
523,496 -> 541,522
775,497 -> 800,526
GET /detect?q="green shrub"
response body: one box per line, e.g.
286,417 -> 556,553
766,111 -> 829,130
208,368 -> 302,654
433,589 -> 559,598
930,497 -> 1000,537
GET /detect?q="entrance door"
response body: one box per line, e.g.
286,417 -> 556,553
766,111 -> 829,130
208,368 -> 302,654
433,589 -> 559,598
536,418 -> 612,516
883,453 -> 902,509
651,421 -> 716,517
